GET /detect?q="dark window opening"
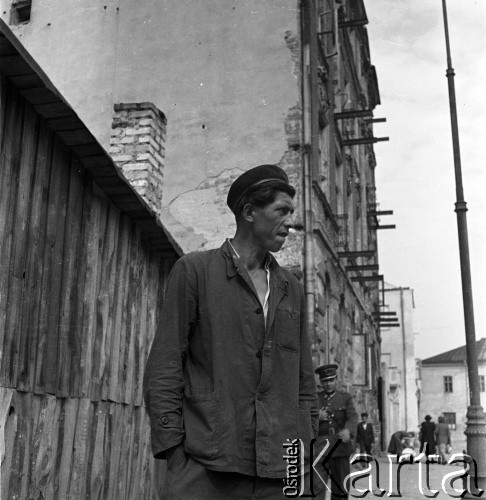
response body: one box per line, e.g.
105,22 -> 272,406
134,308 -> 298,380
10,0 -> 32,25
443,412 -> 456,430
444,375 -> 453,393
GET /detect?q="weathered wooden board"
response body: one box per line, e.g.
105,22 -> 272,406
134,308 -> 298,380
0,391 -> 160,500
0,74 -> 176,497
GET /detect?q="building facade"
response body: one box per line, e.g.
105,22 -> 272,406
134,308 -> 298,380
3,0 -> 391,456
379,284 -> 419,448
419,338 -> 486,453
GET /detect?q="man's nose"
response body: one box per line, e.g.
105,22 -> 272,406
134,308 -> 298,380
284,212 -> 296,228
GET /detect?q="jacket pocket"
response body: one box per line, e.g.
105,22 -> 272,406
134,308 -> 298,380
183,392 -> 221,459
275,307 -> 300,352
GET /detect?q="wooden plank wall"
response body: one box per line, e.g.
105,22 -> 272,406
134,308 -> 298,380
0,79 -> 174,498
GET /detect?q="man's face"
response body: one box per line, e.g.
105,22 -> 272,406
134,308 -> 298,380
320,377 -> 337,394
250,191 -> 295,253
362,416 -> 368,424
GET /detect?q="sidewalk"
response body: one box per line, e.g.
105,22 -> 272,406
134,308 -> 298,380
348,453 -> 477,499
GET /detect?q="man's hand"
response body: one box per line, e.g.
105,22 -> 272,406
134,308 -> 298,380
319,408 -> 332,421
337,428 -> 351,442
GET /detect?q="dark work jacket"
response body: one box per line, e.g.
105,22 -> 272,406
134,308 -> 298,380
420,421 -> 436,450
356,422 -> 374,447
143,241 -> 318,478
316,390 -> 358,458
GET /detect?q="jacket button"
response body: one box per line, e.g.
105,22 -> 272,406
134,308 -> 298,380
161,416 -> 169,426
256,350 -> 262,358
255,307 -> 263,314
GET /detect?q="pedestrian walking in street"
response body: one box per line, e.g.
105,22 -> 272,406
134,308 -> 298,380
143,164 -> 319,499
435,416 -> 451,464
315,363 -> 358,500
419,415 -> 437,458
387,430 -> 413,457
356,412 -> 374,456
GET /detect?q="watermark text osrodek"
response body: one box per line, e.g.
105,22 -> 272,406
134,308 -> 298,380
282,438 -> 484,498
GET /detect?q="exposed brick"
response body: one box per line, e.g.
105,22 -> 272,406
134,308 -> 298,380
120,136 -> 136,144
121,162 -> 150,171
138,135 -> 161,151
139,118 -> 155,127
125,127 -> 152,136
124,170 -> 149,181
110,102 -> 166,218
111,154 -> 134,163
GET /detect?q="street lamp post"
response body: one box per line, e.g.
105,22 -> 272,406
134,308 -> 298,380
441,0 -> 486,493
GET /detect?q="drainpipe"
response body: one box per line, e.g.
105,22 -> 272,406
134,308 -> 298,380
400,288 -> 409,429
301,0 -> 316,352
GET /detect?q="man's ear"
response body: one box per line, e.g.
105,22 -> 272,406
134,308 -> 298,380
241,203 -> 255,223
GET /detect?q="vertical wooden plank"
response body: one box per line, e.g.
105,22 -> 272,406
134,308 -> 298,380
4,102 -> 40,389
108,216 -> 131,402
79,187 -> 103,398
6,391 -> 26,500
133,248 -> 150,406
115,404 -> 131,499
0,387 -> 15,498
0,85 -> 24,386
44,142 -> 71,395
123,229 -> 143,405
91,201 -> 118,402
17,120 -> 54,392
86,401 -> 108,500
30,394 -> 60,499
34,136 -> 70,394
19,392 -> 37,499
102,400 -> 113,500
56,155 -> 86,397
68,397 -> 92,499
98,206 -> 121,402
106,403 -> 123,498
69,174 -> 91,398
57,397 -> 78,498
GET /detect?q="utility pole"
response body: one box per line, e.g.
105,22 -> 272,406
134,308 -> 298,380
441,0 -> 486,494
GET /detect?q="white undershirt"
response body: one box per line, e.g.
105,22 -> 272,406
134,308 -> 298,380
228,239 -> 270,324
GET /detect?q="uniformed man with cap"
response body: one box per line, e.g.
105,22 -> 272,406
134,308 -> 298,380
144,165 -> 319,499
315,364 -> 358,500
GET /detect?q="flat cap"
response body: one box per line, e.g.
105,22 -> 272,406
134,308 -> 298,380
226,164 -> 291,214
315,364 -> 338,380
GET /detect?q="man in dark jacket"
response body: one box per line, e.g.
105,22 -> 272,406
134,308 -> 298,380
143,165 -> 319,499
356,412 -> 374,455
420,415 -> 437,457
315,364 -> 358,500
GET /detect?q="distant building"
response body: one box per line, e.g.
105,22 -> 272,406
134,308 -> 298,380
419,338 -> 486,451
380,284 -> 419,448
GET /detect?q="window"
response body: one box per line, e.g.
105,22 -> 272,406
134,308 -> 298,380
10,0 -> 32,25
443,412 -> 456,430
444,375 -> 453,393
480,375 -> 485,392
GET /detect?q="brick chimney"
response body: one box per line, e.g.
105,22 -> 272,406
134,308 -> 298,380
109,103 -> 166,217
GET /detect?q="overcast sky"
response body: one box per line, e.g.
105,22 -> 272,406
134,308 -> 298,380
365,0 -> 486,359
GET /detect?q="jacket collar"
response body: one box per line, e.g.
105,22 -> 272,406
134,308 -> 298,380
222,239 -> 282,278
